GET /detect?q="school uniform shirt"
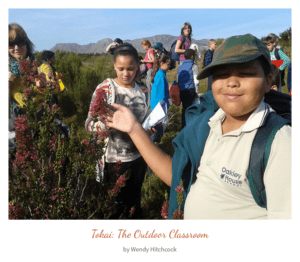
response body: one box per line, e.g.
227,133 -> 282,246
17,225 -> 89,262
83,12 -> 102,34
184,101 -> 291,220
106,80 -> 148,163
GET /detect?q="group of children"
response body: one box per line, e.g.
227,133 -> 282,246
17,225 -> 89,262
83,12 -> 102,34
86,29 -> 291,220
9,21 -> 291,220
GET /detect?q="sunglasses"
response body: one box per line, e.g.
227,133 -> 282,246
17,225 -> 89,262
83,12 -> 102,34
9,39 -> 26,48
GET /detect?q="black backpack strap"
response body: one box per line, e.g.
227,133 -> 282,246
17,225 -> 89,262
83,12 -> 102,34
274,47 -> 280,60
248,112 -> 290,208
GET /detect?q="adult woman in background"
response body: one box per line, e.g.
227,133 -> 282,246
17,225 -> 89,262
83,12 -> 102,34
9,23 -> 46,150
174,22 -> 192,66
9,23 -> 46,111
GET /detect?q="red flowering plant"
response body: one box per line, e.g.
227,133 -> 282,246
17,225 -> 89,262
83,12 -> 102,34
161,191 -> 169,219
9,59 -> 129,219
172,180 -> 184,219
9,54 -> 147,219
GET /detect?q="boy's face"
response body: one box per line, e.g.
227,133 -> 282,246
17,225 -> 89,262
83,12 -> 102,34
212,59 -> 272,120
266,42 -> 276,52
210,42 -> 217,50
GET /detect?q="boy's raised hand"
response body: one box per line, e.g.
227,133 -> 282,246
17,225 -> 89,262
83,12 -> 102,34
103,103 -> 139,135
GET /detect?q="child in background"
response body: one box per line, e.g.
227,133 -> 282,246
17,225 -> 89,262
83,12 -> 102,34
203,39 -> 217,92
150,54 -> 170,111
150,53 -> 171,142
177,49 -> 196,128
141,40 -> 155,95
101,34 -> 291,220
40,50 -> 65,105
153,42 -> 167,58
270,64 -> 281,91
85,45 -> 149,219
106,38 -> 123,55
263,36 -> 290,90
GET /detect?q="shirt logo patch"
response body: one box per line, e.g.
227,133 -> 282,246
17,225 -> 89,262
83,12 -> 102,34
220,167 -> 243,187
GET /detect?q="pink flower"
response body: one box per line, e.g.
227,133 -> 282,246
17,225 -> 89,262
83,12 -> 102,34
97,130 -> 109,141
81,139 -> 89,146
175,185 -> 184,193
23,88 -> 34,99
14,115 -> 29,132
32,60 -> 41,67
130,207 -> 135,216
18,60 -> 31,74
51,104 -> 59,112
57,161 -> 62,165
90,87 -> 106,116
161,200 -> 169,219
116,174 -> 126,187
50,195 -> 57,201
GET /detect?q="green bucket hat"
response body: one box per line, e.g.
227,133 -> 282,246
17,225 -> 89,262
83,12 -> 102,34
197,34 -> 271,80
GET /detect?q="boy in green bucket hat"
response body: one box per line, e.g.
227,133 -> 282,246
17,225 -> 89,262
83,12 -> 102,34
101,34 -> 291,220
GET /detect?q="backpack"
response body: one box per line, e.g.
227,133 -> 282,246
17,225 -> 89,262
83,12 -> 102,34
169,81 -> 181,106
139,63 -> 147,79
170,35 -> 186,62
274,47 -> 286,85
248,90 -> 291,208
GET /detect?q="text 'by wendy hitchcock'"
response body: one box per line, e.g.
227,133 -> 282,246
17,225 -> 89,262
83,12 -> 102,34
91,229 -> 209,239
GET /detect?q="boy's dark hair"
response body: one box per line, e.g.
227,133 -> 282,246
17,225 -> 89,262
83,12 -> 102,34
263,36 -> 275,45
114,38 -> 123,45
41,50 -> 55,61
270,64 -> 281,87
257,56 -> 271,77
184,49 -> 195,60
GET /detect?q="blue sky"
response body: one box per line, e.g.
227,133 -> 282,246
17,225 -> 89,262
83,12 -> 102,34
8,8 -> 292,52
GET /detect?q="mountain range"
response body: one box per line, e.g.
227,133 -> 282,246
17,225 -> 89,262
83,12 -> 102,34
50,34 -> 209,54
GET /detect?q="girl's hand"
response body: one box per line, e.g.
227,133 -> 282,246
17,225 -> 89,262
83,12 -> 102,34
102,103 -> 139,135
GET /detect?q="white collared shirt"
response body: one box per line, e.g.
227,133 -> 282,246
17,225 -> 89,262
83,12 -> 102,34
184,101 -> 291,220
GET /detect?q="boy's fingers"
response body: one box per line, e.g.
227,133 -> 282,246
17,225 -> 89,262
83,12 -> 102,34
104,102 -> 118,112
